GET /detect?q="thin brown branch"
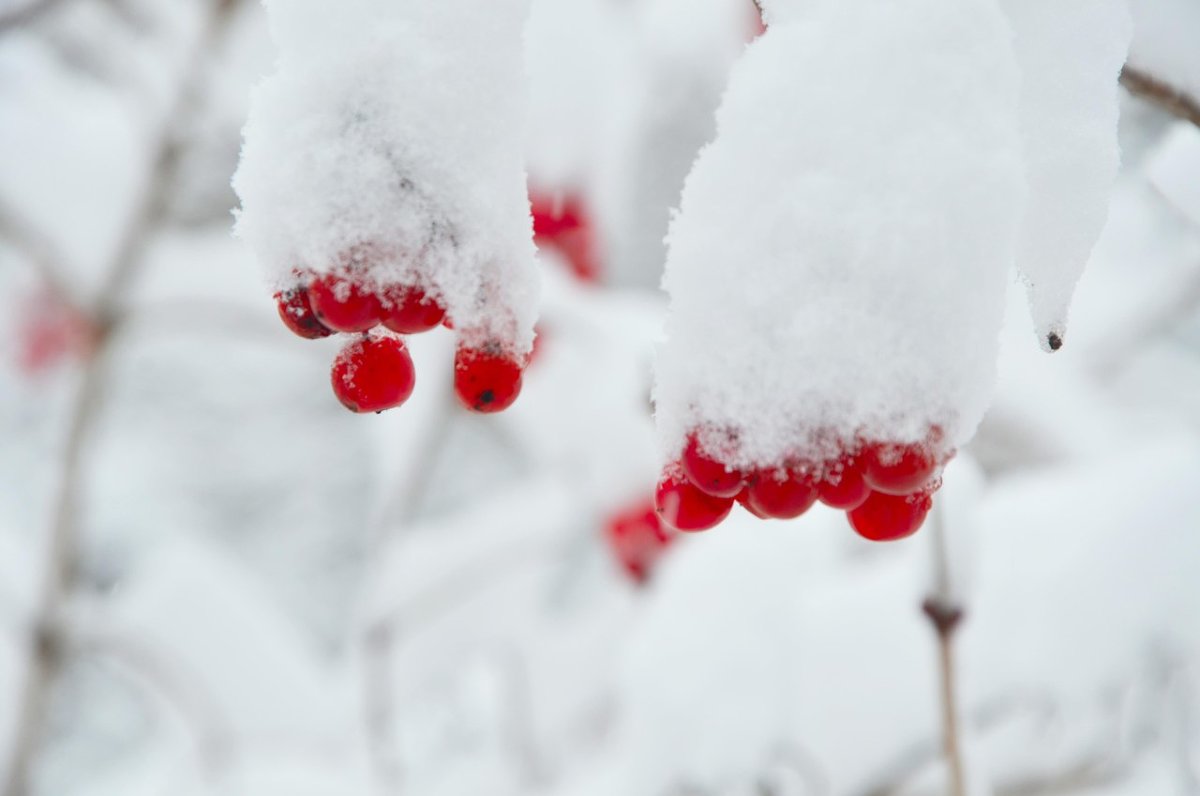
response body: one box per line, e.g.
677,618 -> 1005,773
0,2 -> 246,793
0,197 -> 76,305
1120,64 -> 1200,130
1,347 -> 107,796
924,503 -> 967,796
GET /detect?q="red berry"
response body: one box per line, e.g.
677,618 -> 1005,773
744,466 -> 818,519
681,433 -> 743,498
381,285 -> 446,334
817,454 -> 871,510
605,500 -> 673,584
330,336 -> 415,413
275,286 -> 334,340
863,441 -> 937,495
735,487 -> 770,520
530,190 -> 602,283
654,466 -> 733,532
847,491 -> 931,542
454,344 -> 524,413
308,273 -> 383,333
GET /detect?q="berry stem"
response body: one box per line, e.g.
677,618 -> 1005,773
922,502 -> 967,796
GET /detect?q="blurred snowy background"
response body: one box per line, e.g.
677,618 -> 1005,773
2,0 -> 1200,794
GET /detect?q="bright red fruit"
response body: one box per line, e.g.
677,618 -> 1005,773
17,289 -> 94,375
308,273 -> 383,333
863,441 -> 937,495
817,455 -> 871,510
454,344 -> 524,413
735,487 -> 769,519
275,286 -> 334,339
847,491 -> 932,542
655,466 -> 733,532
530,190 -> 602,283
681,434 -> 743,498
330,336 -> 415,413
381,285 -> 446,334
744,466 -> 818,519
605,500 -> 673,584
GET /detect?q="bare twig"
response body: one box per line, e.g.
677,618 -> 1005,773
923,503 -> 968,796
1,347 -> 107,796
1120,65 -> 1200,130
0,2 -> 245,793
0,197 -> 76,305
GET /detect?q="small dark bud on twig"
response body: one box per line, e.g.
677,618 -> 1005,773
1047,332 -> 1063,352
922,597 -> 964,636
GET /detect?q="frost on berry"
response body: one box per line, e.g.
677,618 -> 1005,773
654,465 -> 733,533
681,431 -> 744,498
862,440 -> 938,497
743,465 -> 818,520
453,342 -> 525,414
307,272 -> 382,334
330,335 -> 416,414
381,284 -> 446,334
815,453 -> 870,511
654,0 -> 1027,533
233,0 -> 539,358
275,285 -> 335,339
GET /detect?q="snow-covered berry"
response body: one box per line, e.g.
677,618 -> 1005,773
309,273 -> 383,334
743,465 -> 818,520
381,285 -> 446,334
681,432 -> 744,498
654,465 -> 733,532
862,441 -> 938,496
275,286 -> 334,339
816,453 -> 871,510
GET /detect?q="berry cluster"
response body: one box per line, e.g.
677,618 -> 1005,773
530,191 -> 601,284
654,429 -> 948,542
274,271 -> 527,415
604,499 -> 675,585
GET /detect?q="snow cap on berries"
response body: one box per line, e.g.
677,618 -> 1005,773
234,0 -> 540,354
654,0 -> 1027,470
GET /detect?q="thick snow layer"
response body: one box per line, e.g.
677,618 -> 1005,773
654,0 -> 1026,468
233,0 -> 539,352
1003,0 -> 1132,351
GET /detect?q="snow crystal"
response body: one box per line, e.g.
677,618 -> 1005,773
1003,0 -> 1132,352
233,0 -> 540,353
654,0 -> 1026,470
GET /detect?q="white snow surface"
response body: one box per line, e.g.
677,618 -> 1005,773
654,0 -> 1026,469
233,0 -> 540,353
1003,0 -> 1132,351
